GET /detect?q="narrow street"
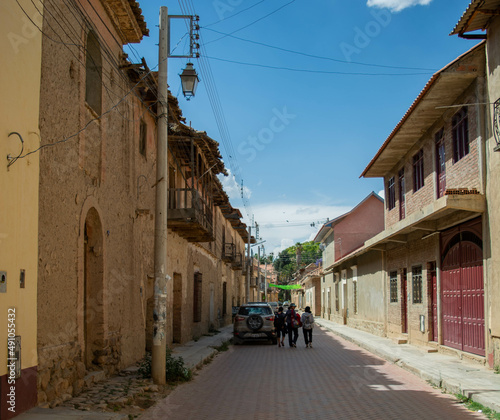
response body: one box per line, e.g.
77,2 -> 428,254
140,327 -> 484,420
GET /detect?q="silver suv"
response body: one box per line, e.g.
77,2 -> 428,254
233,303 -> 277,345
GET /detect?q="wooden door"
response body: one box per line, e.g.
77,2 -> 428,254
441,224 -> 484,356
431,268 -> 438,342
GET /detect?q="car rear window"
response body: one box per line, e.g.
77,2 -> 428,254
238,306 -> 272,316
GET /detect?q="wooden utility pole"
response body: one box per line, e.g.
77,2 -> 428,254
152,6 -> 169,385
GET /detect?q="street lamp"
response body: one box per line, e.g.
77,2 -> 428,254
179,63 -> 199,100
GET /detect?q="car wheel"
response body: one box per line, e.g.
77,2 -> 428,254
247,315 -> 264,331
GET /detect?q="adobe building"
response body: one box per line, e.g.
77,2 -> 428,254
36,0 -> 249,408
0,1 -> 43,417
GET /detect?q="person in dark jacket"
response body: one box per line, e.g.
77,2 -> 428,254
274,307 -> 286,347
301,306 -> 315,348
285,303 -> 300,348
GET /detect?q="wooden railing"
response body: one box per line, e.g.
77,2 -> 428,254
222,243 -> 235,262
167,188 -> 213,241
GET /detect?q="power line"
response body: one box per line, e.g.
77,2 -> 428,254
178,0 -> 255,221
204,55 -> 434,76
204,0 -> 266,28
202,27 -> 437,72
204,0 -> 297,46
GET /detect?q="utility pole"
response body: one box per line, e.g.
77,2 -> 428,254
257,244 -> 261,300
264,259 -> 268,302
246,227 -> 251,302
152,6 -> 169,385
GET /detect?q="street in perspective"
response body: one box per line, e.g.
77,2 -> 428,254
4,0 -> 500,420
141,325 -> 486,420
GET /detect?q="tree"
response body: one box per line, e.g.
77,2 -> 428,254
273,241 -> 321,283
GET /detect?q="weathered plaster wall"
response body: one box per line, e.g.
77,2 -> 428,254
0,0 -> 42,417
37,0 -> 156,406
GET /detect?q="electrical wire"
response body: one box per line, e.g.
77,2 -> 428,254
178,0 -> 254,221
202,27 -> 437,72
34,0 -> 157,122
18,64 -> 163,160
204,0 -> 297,46
204,0 -> 266,28
204,55 -> 434,76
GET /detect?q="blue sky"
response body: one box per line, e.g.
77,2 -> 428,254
131,0 -> 475,256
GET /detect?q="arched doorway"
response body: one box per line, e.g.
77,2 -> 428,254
83,208 -> 104,369
441,219 -> 484,356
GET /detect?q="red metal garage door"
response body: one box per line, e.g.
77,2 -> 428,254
442,227 -> 484,357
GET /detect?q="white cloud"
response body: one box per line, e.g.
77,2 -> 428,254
367,0 -> 432,12
378,189 -> 385,199
218,171 -> 252,200
250,202 -> 352,256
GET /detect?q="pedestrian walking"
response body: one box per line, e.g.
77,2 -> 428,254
274,306 -> 287,347
285,303 -> 301,348
301,306 -> 315,348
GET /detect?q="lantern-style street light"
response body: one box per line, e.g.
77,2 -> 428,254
180,63 -> 199,100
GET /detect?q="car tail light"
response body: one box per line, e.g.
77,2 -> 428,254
235,316 -> 245,322
265,316 -> 274,321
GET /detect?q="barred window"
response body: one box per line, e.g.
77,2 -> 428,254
412,266 -> 423,304
387,177 -> 396,210
222,282 -> 227,316
452,107 -> 469,162
85,31 -> 102,114
353,281 -> 358,314
139,120 -> 147,157
390,271 -> 398,303
335,281 -> 339,312
413,149 -> 424,192
193,272 -> 202,322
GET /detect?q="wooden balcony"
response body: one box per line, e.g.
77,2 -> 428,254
222,243 -> 235,262
231,253 -> 243,271
167,188 -> 214,242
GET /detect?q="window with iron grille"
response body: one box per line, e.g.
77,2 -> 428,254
85,31 -> 102,114
390,271 -> 398,303
335,281 -> 339,312
387,176 -> 396,210
193,272 -> 202,322
222,282 -> 227,316
398,168 -> 405,220
452,107 -> 469,162
139,120 -> 147,157
353,281 -> 358,314
412,266 -> 423,304
413,149 -> 424,192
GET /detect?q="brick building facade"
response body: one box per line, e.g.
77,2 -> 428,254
362,42 -> 488,359
451,0 -> 500,369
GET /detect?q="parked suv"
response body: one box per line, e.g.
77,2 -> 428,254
233,303 -> 277,345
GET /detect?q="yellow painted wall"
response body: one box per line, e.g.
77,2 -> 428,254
0,0 -> 42,376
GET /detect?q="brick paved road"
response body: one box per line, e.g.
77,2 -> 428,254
141,327 -> 485,420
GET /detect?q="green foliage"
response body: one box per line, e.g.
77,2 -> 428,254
273,241 -> 322,282
212,340 -> 230,352
139,350 -> 192,383
456,394 -> 500,419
